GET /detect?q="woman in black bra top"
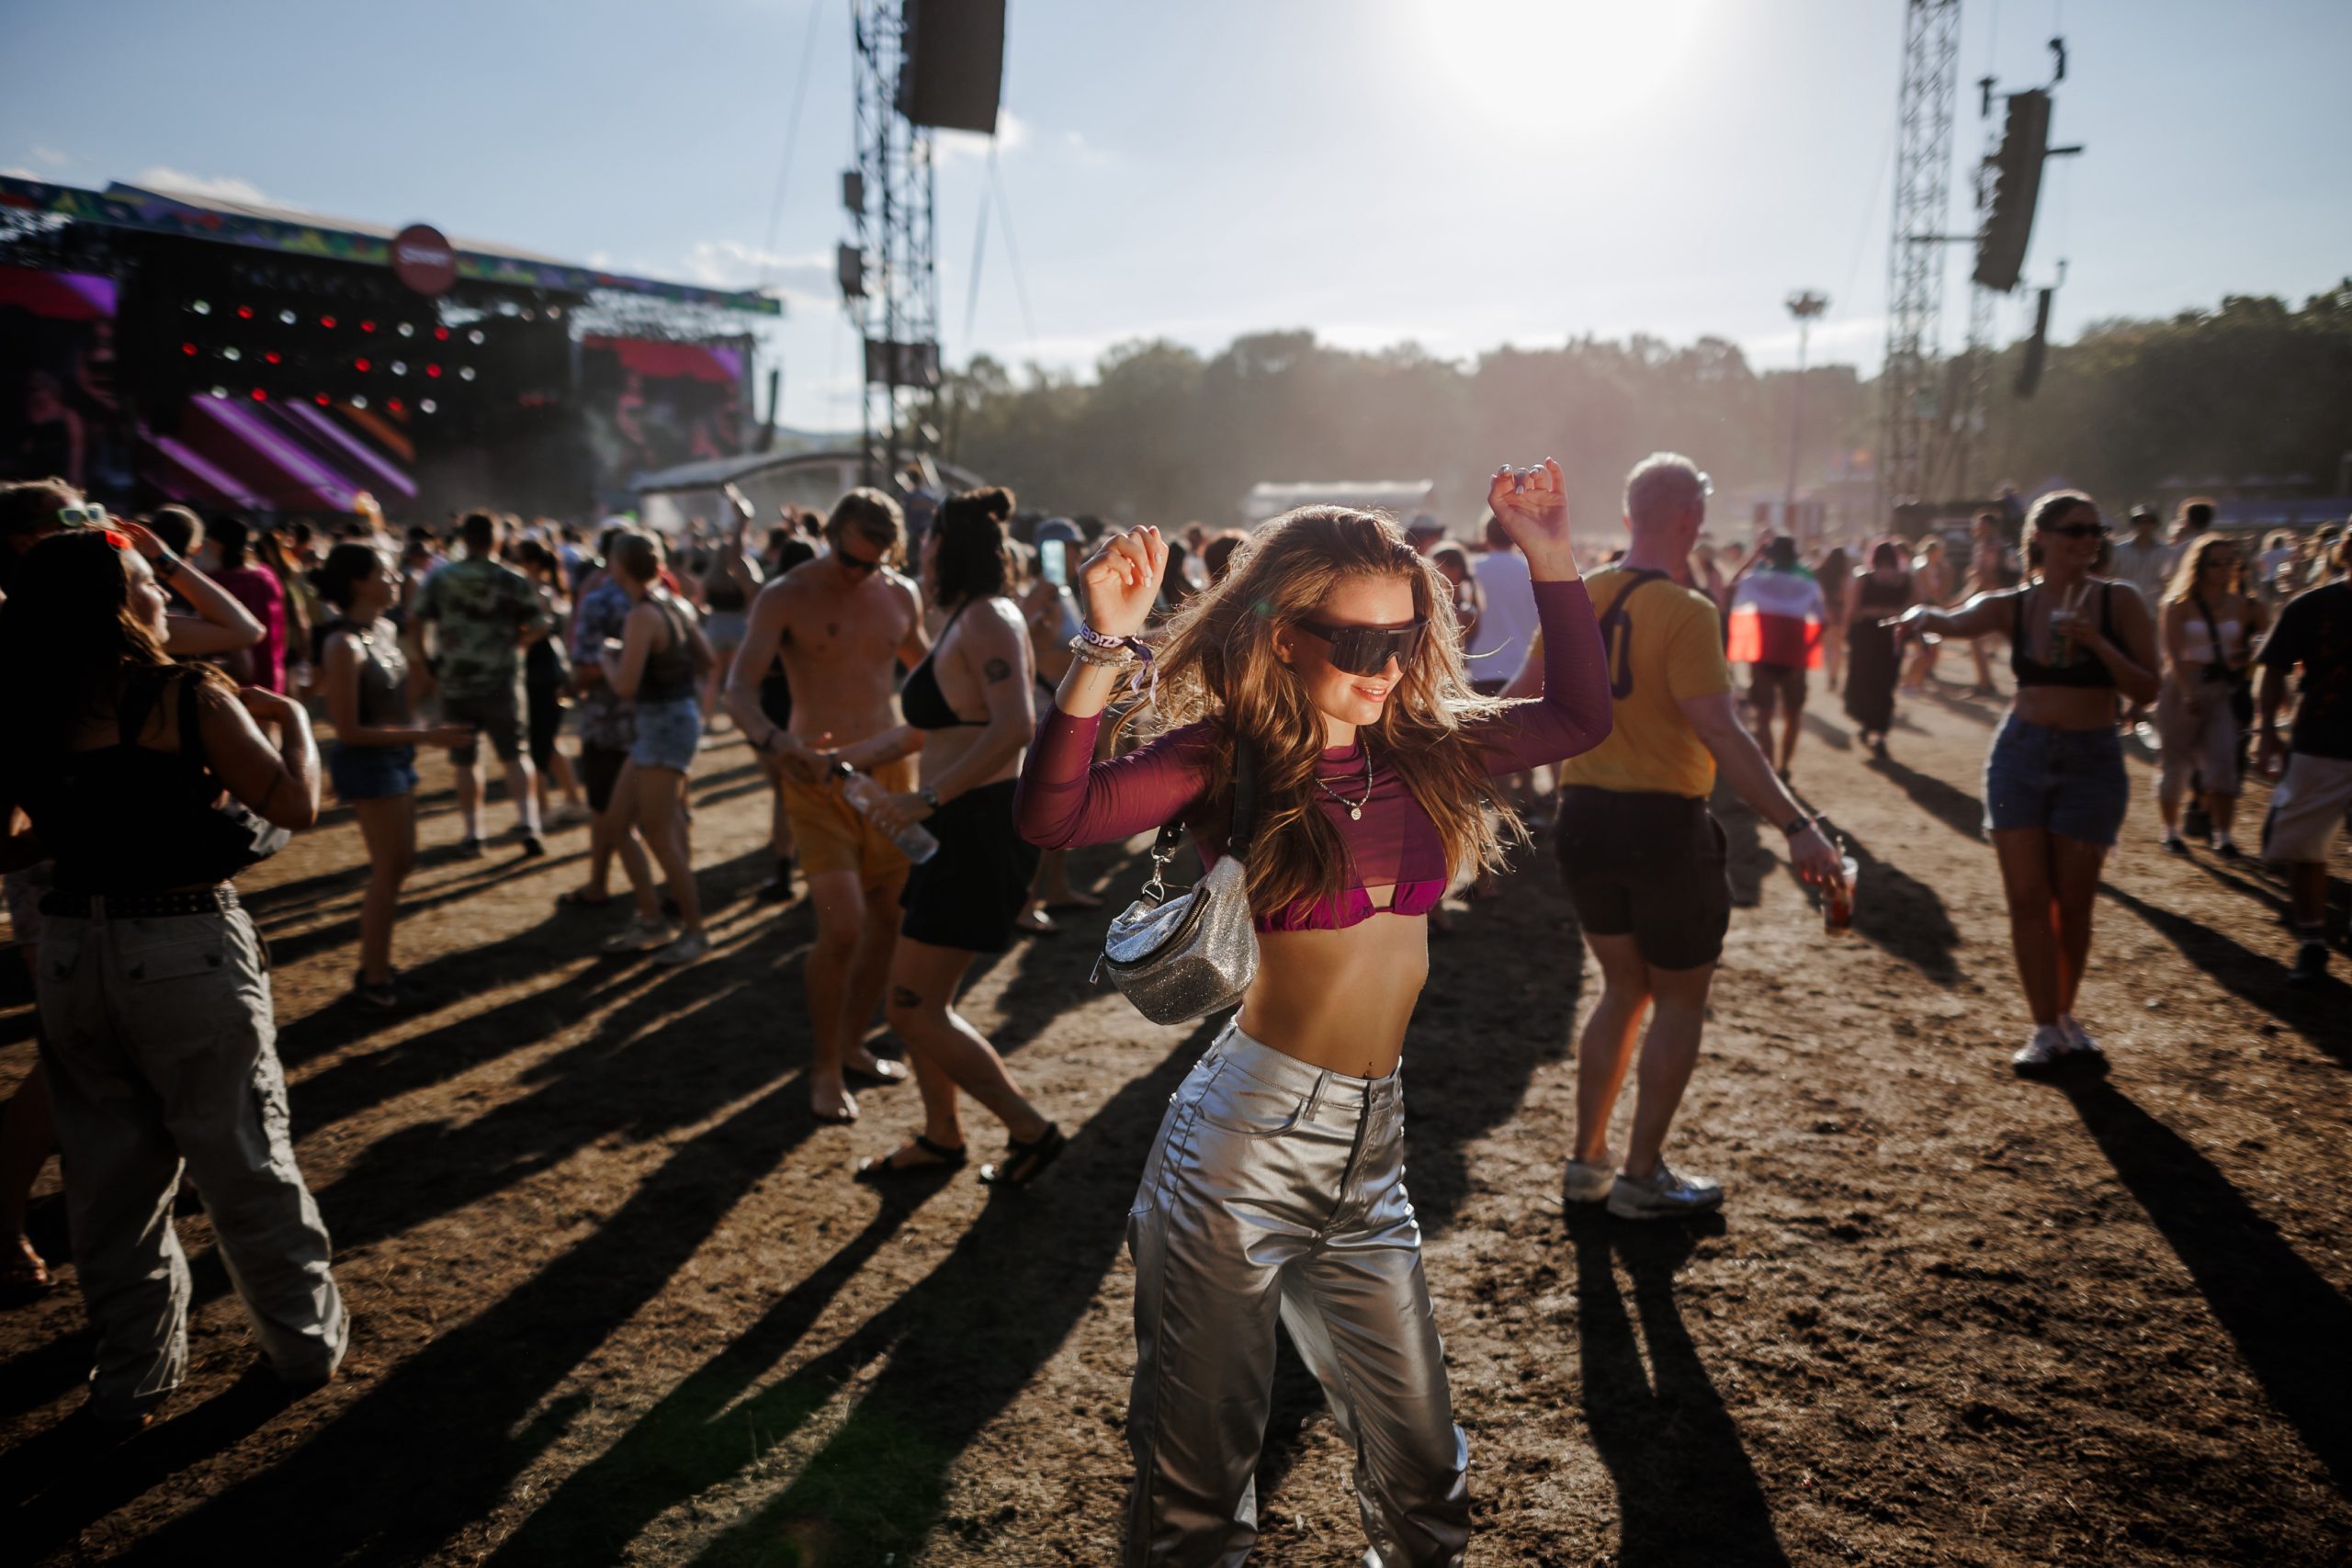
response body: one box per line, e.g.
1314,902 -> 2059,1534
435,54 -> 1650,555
822,486 -> 1064,1187
0,526 -> 348,1427
1890,491 -> 2159,1077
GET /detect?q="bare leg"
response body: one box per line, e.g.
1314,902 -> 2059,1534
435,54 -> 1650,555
1573,931 -> 1652,1166
2047,833 -> 2109,1018
634,765 -> 703,936
547,746 -> 585,812
842,879 -> 905,1077
352,794 -> 417,985
877,940 -> 1050,1161
802,870 -> 870,1122
1991,828 -> 2063,1025
1622,961 -> 1716,1179
503,755 -> 543,836
454,754 -> 484,840
1777,704 -> 1802,773
2206,789 -> 2240,843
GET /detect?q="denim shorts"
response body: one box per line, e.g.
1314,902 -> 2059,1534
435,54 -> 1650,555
1983,716 -> 2129,845
329,742 -> 418,803
630,696 -> 703,773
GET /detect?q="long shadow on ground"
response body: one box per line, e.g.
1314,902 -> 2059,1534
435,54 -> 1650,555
2098,883 -> 2347,1066
2059,1077 -> 2352,1497
1566,1210 -> 1790,1566
1864,755 -> 1984,841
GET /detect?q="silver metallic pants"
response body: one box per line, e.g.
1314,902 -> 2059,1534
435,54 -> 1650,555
1124,1021 -> 1470,1566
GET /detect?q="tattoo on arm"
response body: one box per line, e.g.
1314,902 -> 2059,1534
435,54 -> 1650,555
889,985 -> 922,1010
982,657 -> 1013,684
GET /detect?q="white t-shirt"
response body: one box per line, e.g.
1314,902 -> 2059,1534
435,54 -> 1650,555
1465,548 -> 1538,685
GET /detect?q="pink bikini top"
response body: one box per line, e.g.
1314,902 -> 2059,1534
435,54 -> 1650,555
1013,579 -> 1611,932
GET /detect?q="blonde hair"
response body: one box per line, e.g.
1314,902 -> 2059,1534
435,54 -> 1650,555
1125,506 -> 1517,914
2163,532 -> 2240,604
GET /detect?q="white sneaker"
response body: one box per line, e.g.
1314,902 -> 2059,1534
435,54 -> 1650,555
601,916 -> 676,954
653,931 -> 710,966
1606,1163 -> 1724,1220
2010,1024 -> 2071,1076
1563,1157 -> 1615,1204
2058,1014 -> 2106,1061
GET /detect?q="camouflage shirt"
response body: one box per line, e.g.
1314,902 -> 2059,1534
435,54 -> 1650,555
411,556 -> 549,700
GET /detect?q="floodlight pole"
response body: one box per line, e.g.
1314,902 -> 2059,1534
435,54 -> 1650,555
1784,289 -> 1828,535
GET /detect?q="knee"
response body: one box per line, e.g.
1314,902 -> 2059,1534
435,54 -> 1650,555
811,919 -> 862,965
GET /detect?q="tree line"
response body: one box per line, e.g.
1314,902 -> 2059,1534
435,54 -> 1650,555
934,282 -> 2352,532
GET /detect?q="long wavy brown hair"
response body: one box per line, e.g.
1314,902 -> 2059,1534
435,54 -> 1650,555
1120,506 -> 1519,913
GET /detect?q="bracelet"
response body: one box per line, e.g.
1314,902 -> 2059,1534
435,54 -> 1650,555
1073,623 -> 1135,654
154,548 -> 185,578
1067,636 -> 1140,669
1780,816 -> 1814,839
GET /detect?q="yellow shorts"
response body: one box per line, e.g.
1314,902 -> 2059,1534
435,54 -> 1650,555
781,754 -> 921,889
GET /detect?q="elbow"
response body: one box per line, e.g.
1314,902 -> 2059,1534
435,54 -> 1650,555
1579,705 -> 1614,753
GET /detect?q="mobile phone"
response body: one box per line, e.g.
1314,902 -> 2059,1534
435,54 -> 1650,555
1040,538 -> 1068,587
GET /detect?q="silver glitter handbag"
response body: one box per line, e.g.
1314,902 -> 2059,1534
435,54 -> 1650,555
1094,739 -> 1261,1025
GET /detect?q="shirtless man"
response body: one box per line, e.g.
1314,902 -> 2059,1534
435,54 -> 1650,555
725,488 -> 928,1122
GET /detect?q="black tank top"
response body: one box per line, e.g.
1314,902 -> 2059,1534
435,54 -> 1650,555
638,599 -> 697,704
26,670 -> 265,894
2011,582 -> 2119,689
901,602 -> 988,729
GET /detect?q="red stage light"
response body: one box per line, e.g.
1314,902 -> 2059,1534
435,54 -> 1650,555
237,305 -> 255,320
387,398 -> 405,413
315,393 -> 332,406
434,326 -> 450,341
426,364 -> 442,378
182,342 -> 198,355
321,314 -> 337,329
265,352 -> 282,366
355,357 -> 372,372
360,320 -> 377,333
251,388 -> 267,400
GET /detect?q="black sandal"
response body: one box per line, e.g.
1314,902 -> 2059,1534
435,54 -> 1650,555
978,1122 -> 1066,1189
854,1133 -> 967,1181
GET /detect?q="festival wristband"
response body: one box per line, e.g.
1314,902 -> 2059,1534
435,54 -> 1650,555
1780,816 -> 1814,839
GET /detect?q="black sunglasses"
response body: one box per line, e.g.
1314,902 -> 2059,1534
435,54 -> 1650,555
835,547 -> 882,577
2046,522 -> 2109,540
1296,618 -> 1428,676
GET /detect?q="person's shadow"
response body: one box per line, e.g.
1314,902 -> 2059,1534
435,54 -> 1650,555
1564,1208 -> 1791,1566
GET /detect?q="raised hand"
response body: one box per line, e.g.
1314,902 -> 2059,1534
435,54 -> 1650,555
1486,458 -> 1579,579
1078,525 -> 1167,639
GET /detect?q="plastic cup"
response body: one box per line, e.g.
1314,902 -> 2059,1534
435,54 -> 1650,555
1824,855 -> 1860,935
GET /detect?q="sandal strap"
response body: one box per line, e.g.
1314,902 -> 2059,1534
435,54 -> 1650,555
912,1134 -> 967,1164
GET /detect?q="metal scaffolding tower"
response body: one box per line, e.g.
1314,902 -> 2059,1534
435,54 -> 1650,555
1881,0 -> 1962,516
847,0 -> 940,487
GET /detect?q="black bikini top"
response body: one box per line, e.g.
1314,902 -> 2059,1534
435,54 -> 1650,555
2011,582 -> 2118,689
902,603 -> 988,729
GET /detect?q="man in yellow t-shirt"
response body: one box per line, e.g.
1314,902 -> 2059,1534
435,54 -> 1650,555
1507,453 -> 1842,1222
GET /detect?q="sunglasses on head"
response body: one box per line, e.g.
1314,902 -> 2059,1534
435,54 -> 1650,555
1295,618 -> 1428,677
56,503 -> 109,529
2046,522 -> 2109,540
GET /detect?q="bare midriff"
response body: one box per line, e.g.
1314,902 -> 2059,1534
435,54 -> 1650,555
2011,685 -> 2121,731
1240,908 -> 1432,1078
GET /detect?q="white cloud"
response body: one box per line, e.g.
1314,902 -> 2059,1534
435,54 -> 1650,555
679,239 -> 835,308
1,166 -> 39,181
130,166 -> 273,207
30,145 -> 68,168
1739,313 -> 1888,367
933,107 -> 1032,165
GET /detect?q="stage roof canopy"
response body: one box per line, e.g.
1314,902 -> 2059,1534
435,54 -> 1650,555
0,175 -> 779,317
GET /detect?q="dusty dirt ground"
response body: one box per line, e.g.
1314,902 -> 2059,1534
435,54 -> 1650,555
1,671 -> 2347,1567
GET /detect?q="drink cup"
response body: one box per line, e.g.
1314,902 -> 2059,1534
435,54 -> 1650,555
1824,854 -> 1860,935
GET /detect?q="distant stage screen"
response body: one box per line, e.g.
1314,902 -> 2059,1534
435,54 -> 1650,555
580,335 -> 750,507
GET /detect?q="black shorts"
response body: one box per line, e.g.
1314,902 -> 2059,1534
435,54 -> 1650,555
526,680 -> 565,770
442,683 -> 525,766
759,671 -> 793,731
1746,662 -> 1808,717
1555,785 -> 1731,970
899,779 -> 1040,953
580,743 -> 628,815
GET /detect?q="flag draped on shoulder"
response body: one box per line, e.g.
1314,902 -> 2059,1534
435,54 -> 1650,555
1727,567 -> 1826,669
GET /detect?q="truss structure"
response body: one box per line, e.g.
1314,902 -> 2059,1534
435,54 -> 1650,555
1881,0 -> 1962,514
849,0 -> 941,485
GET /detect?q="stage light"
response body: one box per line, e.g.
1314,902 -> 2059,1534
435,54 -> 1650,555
182,342 -> 198,355
237,305 -> 254,320
458,367 -> 476,381
547,306 -> 562,320
388,398 -> 405,413
390,361 -> 407,377
398,322 -> 414,338
191,299 -> 211,315
468,329 -> 485,344
321,314 -> 337,329
222,346 -> 242,362
519,308 -> 535,321
315,393 -> 331,406
426,364 -> 441,378
361,319 -> 377,333
210,386 -> 227,398
420,398 -> 436,413
355,357 -> 372,372
265,352 -> 281,366
251,388 -> 267,401
351,394 -> 368,410
279,309 -> 297,325
434,326 -> 450,342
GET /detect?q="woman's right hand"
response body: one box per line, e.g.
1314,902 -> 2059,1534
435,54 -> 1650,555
1078,525 -> 1166,639
426,723 -> 477,749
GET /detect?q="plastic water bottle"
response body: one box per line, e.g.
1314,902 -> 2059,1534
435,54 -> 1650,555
834,765 -> 939,864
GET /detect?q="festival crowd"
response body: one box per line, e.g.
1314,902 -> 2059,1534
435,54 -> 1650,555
0,460 -> 2345,1563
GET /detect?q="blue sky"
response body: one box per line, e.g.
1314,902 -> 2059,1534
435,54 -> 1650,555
6,0 -> 2347,430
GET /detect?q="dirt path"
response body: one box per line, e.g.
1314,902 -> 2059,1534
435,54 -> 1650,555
2,682 -> 2346,1566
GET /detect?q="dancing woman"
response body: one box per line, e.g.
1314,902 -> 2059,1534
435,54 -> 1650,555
1889,491 -> 2159,1075
1015,462 -> 1610,1566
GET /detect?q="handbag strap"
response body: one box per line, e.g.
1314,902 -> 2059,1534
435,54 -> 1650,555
1148,731 -> 1262,863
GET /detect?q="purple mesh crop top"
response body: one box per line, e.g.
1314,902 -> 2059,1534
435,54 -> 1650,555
1013,578 -> 1611,931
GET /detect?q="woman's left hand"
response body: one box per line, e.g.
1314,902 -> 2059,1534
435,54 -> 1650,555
871,792 -> 935,835
1486,458 -> 1578,576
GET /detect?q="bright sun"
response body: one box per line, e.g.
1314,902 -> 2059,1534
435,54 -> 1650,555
1412,0 -> 1707,133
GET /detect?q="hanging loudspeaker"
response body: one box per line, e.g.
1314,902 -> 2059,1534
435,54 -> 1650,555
897,0 -> 1006,135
